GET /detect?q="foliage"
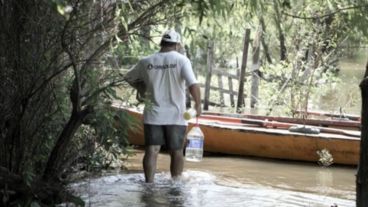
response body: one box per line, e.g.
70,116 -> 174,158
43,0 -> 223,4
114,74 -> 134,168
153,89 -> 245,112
112,0 -> 367,116
0,0 -> 173,205
1,0 -> 367,205
182,0 -> 367,114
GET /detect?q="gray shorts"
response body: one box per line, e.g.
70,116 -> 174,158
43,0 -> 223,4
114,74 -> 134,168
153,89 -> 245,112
144,124 -> 187,150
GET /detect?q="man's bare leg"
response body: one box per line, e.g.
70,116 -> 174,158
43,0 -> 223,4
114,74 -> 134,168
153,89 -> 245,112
170,149 -> 184,179
143,145 -> 161,183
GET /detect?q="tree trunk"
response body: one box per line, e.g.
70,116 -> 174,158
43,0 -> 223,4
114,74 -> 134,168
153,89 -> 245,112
236,29 -> 251,113
273,0 -> 287,61
259,16 -> 272,64
357,61 -> 368,206
43,110 -> 88,181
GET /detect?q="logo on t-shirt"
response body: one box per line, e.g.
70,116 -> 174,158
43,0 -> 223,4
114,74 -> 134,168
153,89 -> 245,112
147,63 -> 177,70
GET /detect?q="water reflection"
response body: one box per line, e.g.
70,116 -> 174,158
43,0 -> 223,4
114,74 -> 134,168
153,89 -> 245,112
70,170 -> 354,207
317,169 -> 333,187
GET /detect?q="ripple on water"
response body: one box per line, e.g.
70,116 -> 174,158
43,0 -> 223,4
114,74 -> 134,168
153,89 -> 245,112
69,170 -> 354,207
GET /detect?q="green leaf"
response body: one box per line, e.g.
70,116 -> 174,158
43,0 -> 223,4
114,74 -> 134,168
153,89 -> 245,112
115,35 -> 123,43
127,0 -> 134,11
57,4 -> 65,15
121,16 -> 128,31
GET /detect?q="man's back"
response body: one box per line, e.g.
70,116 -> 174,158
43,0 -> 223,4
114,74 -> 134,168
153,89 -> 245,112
132,51 -> 197,125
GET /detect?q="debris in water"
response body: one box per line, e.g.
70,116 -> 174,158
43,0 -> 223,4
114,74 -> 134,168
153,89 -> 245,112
317,148 -> 334,166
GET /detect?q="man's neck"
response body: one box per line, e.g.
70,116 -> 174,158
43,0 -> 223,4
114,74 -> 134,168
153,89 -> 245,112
159,46 -> 176,53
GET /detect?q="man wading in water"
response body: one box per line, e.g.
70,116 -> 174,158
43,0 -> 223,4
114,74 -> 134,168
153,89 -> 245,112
125,30 -> 201,183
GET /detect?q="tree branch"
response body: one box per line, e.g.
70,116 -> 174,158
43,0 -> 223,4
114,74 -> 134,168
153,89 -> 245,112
28,63 -> 72,98
282,4 -> 368,20
82,78 -> 125,106
60,10 -> 82,112
126,0 -> 167,33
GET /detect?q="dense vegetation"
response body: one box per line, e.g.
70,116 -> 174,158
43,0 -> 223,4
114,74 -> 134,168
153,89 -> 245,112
0,0 -> 367,206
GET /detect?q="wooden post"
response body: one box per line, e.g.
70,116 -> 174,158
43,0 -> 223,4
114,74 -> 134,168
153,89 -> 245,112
217,74 -> 225,106
236,29 -> 251,113
228,76 -> 235,107
203,41 -> 214,111
250,26 -> 262,108
357,61 -> 368,207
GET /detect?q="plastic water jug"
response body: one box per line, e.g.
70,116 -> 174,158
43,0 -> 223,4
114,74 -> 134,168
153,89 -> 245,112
185,124 -> 204,162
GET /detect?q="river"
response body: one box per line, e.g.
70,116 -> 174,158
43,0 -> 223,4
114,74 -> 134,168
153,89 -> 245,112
314,57 -> 366,115
70,150 -> 356,207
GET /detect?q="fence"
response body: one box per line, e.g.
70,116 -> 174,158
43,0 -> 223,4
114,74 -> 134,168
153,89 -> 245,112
192,28 -> 257,113
198,68 -> 240,108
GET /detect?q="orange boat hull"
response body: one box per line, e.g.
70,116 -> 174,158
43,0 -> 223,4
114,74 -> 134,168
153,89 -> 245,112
197,123 -> 359,165
121,107 -> 360,165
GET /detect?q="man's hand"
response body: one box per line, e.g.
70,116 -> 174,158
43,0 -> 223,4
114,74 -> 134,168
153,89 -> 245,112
126,79 -> 146,103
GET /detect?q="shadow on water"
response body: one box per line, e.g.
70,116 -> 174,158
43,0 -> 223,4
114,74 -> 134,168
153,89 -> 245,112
69,169 -> 354,207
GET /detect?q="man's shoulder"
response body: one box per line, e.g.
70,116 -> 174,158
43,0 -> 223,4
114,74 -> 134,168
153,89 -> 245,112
141,51 -> 190,63
170,51 -> 190,63
172,51 -> 187,58
140,53 -> 156,62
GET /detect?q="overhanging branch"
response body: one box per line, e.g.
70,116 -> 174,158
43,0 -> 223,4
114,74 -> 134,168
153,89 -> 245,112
282,4 -> 368,20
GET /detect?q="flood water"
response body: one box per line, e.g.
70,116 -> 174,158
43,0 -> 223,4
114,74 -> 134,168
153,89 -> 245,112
71,150 -> 356,207
315,58 -> 366,115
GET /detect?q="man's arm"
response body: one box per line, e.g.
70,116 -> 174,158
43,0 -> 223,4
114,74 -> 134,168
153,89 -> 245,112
189,84 -> 201,117
124,61 -> 146,102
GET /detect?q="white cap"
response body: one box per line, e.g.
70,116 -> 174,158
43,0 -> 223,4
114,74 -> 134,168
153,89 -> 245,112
161,30 -> 181,43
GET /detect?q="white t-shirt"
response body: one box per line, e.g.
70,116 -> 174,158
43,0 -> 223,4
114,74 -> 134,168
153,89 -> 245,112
125,51 -> 198,126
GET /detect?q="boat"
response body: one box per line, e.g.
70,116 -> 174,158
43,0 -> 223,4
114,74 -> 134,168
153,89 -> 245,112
116,106 -> 360,166
203,111 -> 361,130
292,109 -> 361,121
